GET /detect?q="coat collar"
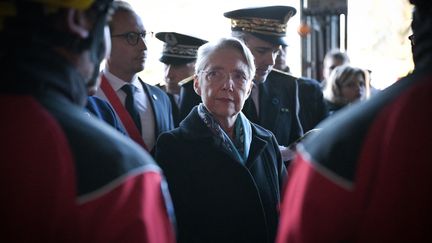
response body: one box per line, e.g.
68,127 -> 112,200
180,107 -> 273,165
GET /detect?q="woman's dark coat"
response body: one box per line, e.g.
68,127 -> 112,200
155,107 -> 286,243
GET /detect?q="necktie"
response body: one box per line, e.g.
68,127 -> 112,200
121,84 -> 142,134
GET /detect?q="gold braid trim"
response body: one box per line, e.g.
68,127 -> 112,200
163,44 -> 198,58
231,18 -> 287,36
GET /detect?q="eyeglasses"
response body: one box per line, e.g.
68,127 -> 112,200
111,31 -> 152,46
200,69 -> 248,85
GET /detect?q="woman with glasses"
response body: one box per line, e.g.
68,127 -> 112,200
155,37 -> 286,243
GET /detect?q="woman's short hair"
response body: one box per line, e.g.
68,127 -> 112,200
195,37 -> 255,81
323,65 -> 367,104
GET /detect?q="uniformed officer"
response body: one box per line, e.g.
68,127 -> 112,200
224,5 -> 328,161
155,32 -> 207,126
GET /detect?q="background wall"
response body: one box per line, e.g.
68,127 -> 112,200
126,0 -> 301,84
348,0 -> 413,89
125,0 -> 413,90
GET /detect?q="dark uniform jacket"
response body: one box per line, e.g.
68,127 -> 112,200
1,47 -> 175,242
167,93 -> 181,127
243,70 -> 303,147
155,107 -> 287,243
179,77 -> 201,121
297,77 -> 329,131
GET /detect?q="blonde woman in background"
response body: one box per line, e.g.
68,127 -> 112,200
323,65 -> 370,114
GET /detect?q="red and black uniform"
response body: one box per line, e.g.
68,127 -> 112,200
1,46 -> 176,242
276,61 -> 432,242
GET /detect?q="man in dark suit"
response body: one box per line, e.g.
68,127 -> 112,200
96,1 -> 174,152
155,32 -> 207,127
224,6 -> 328,160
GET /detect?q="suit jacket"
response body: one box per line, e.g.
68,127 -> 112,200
96,77 -> 174,153
155,107 -> 286,243
243,70 -> 303,147
155,84 -> 181,127
139,79 -> 175,139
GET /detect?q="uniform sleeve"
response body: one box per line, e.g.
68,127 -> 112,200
77,169 -> 176,243
276,152 -> 358,243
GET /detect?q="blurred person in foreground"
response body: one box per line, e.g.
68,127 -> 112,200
155,37 -> 286,243
155,31 -> 207,126
0,0 -> 175,242
276,0 -> 432,242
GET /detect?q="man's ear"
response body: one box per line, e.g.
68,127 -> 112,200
66,8 -> 91,39
193,75 -> 201,96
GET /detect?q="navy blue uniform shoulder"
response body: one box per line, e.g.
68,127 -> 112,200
296,77 -> 329,131
42,95 -> 158,197
267,69 -> 298,84
297,77 -> 321,87
86,96 -> 126,134
179,79 -> 201,121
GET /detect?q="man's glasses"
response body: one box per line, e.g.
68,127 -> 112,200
200,69 -> 249,85
111,31 -> 153,46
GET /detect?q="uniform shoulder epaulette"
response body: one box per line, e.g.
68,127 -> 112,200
271,68 -> 298,79
178,75 -> 194,86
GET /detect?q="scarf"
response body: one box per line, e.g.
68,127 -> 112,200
197,104 -> 252,164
